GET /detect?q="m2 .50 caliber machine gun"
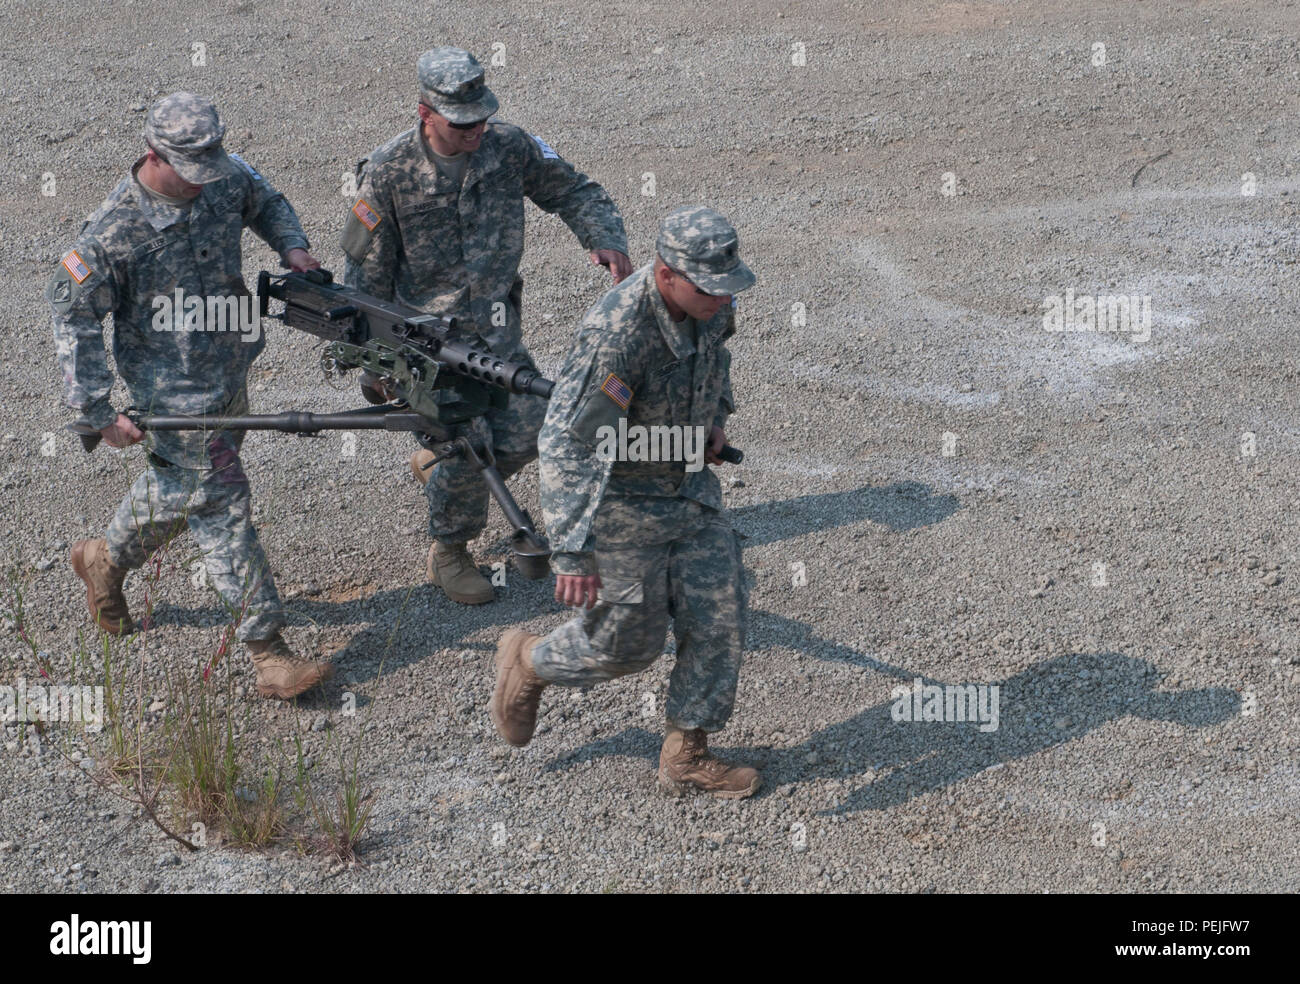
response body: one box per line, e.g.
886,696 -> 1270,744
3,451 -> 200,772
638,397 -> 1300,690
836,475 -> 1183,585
69,269 -> 743,580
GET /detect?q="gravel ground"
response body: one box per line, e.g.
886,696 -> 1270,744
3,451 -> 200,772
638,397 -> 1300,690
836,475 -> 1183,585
1,0 -> 1298,893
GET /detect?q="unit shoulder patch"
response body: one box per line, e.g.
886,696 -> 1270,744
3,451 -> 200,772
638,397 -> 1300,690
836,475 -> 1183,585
531,134 -> 560,160
228,152 -> 263,181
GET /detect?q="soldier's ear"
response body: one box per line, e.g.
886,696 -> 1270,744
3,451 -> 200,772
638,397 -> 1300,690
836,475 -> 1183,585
652,259 -> 672,291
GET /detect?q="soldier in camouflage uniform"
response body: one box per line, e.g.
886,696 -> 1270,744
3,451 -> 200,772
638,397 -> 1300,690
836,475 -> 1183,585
491,206 -> 762,798
341,46 -> 630,605
48,92 -> 334,700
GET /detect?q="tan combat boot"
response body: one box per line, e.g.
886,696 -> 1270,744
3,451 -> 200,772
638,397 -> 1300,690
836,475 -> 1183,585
409,448 -> 436,485
658,726 -> 761,799
490,629 -> 547,746
427,541 -> 494,605
70,539 -> 133,636
247,635 -> 335,700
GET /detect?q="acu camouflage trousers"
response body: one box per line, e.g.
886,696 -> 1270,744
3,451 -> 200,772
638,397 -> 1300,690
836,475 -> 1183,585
531,513 -> 748,732
103,430 -> 282,642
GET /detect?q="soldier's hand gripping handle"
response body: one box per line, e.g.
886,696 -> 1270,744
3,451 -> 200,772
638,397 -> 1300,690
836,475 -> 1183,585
68,412 -> 145,452
705,425 -> 743,465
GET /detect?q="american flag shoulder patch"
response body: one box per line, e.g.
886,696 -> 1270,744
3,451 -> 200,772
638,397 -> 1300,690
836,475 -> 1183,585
61,250 -> 91,284
600,372 -> 632,410
351,198 -> 381,231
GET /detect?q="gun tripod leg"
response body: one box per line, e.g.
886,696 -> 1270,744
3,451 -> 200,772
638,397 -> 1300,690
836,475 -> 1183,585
451,438 -> 552,580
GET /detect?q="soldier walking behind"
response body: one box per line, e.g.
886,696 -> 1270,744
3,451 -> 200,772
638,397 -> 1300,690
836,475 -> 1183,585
341,46 -> 631,605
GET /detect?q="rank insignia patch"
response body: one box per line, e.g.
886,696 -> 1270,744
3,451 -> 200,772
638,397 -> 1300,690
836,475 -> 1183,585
351,198 -> 381,231
600,372 -> 632,410
62,250 -> 91,284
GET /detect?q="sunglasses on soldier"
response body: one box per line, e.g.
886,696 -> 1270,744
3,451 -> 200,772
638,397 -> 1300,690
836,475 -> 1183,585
420,103 -> 485,131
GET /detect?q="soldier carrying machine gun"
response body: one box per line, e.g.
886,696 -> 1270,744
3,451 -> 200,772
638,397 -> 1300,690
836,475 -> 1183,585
71,269 -> 741,580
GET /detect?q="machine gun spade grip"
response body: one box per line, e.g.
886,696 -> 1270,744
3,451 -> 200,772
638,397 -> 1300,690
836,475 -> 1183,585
718,445 -> 743,464
69,418 -> 103,452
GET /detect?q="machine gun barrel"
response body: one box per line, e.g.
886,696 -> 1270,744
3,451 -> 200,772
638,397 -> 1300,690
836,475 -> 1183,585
257,269 -> 552,400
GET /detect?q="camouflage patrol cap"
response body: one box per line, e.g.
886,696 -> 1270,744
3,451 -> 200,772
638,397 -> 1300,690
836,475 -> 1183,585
657,206 -> 756,296
417,47 -> 499,124
143,92 -> 236,184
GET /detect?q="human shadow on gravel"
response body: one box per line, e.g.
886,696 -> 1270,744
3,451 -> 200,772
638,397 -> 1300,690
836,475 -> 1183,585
741,641 -> 1239,815
539,644 -> 1238,812
138,482 -> 960,684
730,481 -> 959,546
136,577 -> 555,685
542,727 -> 662,772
